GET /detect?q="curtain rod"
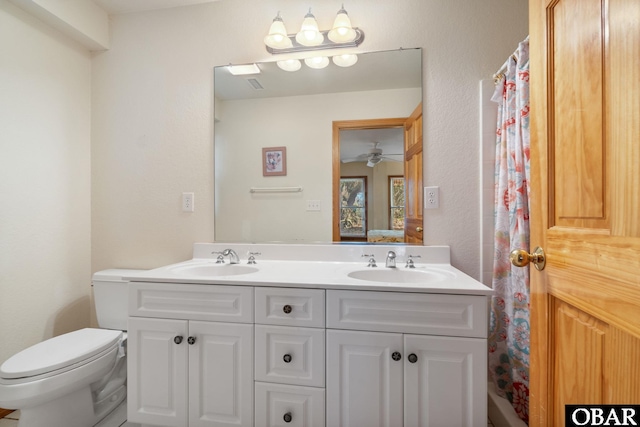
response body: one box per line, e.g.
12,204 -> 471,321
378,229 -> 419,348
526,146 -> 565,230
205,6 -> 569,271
493,36 -> 529,84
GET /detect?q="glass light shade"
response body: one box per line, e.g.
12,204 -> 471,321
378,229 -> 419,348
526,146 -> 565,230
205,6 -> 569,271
264,13 -> 292,49
332,53 -> 358,67
295,10 -> 324,47
304,56 -> 330,69
277,59 -> 302,72
328,7 -> 356,43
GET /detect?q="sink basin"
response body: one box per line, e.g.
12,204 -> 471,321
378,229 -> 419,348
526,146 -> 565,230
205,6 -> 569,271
169,263 -> 259,277
347,268 -> 451,284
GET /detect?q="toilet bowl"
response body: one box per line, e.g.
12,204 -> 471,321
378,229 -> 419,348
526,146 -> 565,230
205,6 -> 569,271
0,269 -> 141,427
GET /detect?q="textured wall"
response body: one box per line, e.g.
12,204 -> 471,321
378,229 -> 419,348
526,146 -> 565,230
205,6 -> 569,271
0,1 -> 92,363
91,0 -> 529,278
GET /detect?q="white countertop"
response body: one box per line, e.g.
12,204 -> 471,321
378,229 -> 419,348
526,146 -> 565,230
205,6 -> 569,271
123,243 -> 493,296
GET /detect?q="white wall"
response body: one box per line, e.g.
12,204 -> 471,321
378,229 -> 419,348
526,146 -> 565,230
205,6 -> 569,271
215,88 -> 419,242
0,0 -> 92,363
91,0 -> 528,279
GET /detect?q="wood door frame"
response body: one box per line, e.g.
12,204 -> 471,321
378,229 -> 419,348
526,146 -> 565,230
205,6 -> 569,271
332,118 -> 408,242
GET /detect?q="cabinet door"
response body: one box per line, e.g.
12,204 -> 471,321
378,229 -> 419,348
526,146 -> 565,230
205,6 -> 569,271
404,334 -> 487,427
188,321 -> 254,427
128,317 -> 188,427
326,329 -> 403,427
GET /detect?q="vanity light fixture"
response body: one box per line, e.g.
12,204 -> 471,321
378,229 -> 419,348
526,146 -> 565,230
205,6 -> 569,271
264,5 -> 364,55
227,63 -> 261,76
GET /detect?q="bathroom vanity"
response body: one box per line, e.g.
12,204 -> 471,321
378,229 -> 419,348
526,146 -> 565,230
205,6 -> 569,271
125,243 -> 491,427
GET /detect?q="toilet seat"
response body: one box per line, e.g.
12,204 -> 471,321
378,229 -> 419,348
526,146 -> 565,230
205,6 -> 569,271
0,328 -> 122,381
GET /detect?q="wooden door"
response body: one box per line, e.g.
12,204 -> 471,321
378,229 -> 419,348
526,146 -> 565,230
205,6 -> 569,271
529,0 -> 640,425
326,329 -> 403,427
404,103 -> 423,243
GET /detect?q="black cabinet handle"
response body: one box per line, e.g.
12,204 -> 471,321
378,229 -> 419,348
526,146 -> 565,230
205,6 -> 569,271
188,336 -> 196,345
391,351 -> 402,361
283,304 -> 292,314
283,412 -> 292,423
283,354 -> 292,363
408,353 -> 418,363
174,336 -> 183,345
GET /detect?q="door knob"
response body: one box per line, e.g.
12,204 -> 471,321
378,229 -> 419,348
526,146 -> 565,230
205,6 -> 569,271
510,247 -> 546,271
416,226 -> 423,232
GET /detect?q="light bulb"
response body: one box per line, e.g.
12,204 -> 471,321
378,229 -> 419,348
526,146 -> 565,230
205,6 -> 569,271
332,54 -> 358,67
277,59 -> 302,72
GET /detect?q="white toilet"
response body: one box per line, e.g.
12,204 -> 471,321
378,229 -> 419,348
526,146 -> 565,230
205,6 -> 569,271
0,269 -> 140,427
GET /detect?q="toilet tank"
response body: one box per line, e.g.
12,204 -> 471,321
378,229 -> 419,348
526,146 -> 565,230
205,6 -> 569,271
93,269 -> 143,331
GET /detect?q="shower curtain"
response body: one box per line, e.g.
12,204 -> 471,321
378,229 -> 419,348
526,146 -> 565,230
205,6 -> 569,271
488,37 -> 530,424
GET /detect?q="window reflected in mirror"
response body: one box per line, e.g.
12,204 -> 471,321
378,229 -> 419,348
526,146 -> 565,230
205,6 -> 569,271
340,177 -> 367,241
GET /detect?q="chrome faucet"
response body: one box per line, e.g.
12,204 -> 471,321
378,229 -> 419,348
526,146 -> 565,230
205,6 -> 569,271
222,248 -> 240,264
385,250 -> 397,268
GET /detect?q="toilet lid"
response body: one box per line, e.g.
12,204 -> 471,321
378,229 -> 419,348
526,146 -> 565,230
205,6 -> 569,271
0,328 -> 122,379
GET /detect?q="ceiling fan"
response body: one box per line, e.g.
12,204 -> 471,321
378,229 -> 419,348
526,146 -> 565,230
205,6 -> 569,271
342,142 -> 402,167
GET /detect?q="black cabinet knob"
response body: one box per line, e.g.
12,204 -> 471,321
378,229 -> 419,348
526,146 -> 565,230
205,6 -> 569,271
283,354 -> 292,363
283,412 -> 292,423
174,336 -> 183,345
391,351 -> 402,361
408,353 -> 418,363
188,336 -> 196,345
283,304 -> 292,314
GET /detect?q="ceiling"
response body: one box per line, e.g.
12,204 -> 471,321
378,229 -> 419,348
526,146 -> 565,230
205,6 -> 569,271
93,0 -> 219,15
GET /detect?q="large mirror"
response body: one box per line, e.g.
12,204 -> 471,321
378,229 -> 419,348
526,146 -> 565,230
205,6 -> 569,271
214,48 -> 422,243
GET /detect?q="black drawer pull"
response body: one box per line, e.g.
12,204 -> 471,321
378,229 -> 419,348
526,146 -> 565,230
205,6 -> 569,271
283,354 -> 292,363
283,304 -> 292,314
174,336 -> 183,345
283,412 -> 292,423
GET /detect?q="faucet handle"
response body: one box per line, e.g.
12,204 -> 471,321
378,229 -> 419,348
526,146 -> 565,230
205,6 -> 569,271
405,254 -> 421,268
247,252 -> 261,265
362,254 -> 377,267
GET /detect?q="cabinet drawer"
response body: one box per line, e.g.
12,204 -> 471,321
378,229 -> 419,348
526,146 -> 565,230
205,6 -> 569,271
255,325 -> 325,387
327,290 -> 488,338
129,282 -> 253,323
255,287 -> 325,328
255,382 -> 325,427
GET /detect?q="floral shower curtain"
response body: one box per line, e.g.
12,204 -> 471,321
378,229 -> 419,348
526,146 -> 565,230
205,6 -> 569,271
488,37 -> 531,424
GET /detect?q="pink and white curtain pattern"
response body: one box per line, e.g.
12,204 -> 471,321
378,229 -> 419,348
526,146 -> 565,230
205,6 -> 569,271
488,38 -> 531,424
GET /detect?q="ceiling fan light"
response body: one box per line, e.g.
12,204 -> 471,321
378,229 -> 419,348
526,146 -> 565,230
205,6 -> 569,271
277,59 -> 302,72
304,56 -> 329,69
295,9 -> 324,47
328,6 -> 357,43
332,53 -> 358,67
264,12 -> 293,49
366,160 -> 376,167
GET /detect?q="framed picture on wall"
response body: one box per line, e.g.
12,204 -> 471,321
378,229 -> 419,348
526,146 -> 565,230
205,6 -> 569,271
262,146 -> 287,176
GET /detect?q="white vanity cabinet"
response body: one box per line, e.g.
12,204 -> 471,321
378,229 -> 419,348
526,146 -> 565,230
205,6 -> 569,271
127,273 -> 488,427
326,290 -> 488,427
253,287 -> 326,427
127,282 -> 254,427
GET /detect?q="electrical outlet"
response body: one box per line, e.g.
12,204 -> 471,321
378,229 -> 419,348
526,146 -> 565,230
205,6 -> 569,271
306,200 -> 321,211
182,192 -> 194,212
424,186 -> 439,209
